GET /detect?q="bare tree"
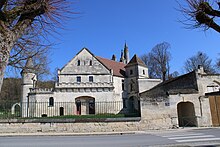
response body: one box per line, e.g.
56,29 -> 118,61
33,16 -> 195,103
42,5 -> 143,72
0,0 -> 75,92
183,51 -> 216,73
141,42 -> 171,81
179,0 -> 220,33
7,39 -> 51,78
168,71 -> 180,79
216,55 -> 220,71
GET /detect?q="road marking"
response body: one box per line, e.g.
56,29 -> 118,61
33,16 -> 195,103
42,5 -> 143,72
161,133 -> 204,137
176,138 -> 220,143
159,132 -> 220,143
169,135 -> 215,140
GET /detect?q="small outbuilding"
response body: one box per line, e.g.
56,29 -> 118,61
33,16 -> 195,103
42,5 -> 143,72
140,66 -> 220,128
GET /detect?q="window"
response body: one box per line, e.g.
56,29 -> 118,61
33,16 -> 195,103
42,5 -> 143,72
122,80 -> 125,90
49,97 -> 54,107
89,76 -> 93,82
130,70 -> 133,75
77,76 -> 81,82
130,83 -> 133,91
77,60 -> 80,66
89,60 -> 92,66
143,70 -> 145,75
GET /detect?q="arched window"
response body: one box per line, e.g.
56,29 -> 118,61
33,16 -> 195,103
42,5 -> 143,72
77,60 -> 80,66
49,97 -> 54,107
89,60 -> 92,66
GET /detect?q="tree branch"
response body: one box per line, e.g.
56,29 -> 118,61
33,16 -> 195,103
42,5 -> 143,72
7,1 -> 46,22
0,0 -> 7,21
199,2 -> 220,17
0,0 -> 6,10
196,11 -> 220,32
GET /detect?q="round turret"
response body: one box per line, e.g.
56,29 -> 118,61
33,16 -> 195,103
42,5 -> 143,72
20,58 -> 37,117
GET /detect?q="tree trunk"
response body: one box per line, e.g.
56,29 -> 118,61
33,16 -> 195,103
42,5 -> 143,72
0,48 -> 10,93
0,33 -> 15,93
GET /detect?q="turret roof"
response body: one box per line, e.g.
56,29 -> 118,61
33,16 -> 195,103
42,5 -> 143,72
125,54 -> 147,68
25,58 -> 34,68
21,58 -> 35,74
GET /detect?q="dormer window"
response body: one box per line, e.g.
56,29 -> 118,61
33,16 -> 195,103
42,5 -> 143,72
130,70 -> 133,75
77,60 -> 80,66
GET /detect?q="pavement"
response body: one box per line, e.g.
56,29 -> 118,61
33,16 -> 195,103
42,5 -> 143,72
0,127 -> 216,137
1,127 -> 220,147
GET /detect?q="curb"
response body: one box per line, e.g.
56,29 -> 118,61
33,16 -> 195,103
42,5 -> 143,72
0,131 -> 137,137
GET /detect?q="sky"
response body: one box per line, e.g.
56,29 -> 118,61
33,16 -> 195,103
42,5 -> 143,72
41,0 -> 220,79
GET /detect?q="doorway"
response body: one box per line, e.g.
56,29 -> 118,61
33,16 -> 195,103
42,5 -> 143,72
76,100 -> 81,115
89,100 -> 95,114
59,107 -> 64,116
177,102 -> 197,127
75,97 -> 95,115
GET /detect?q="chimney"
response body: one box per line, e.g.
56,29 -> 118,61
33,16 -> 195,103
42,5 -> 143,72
111,54 -> 116,61
198,65 -> 206,75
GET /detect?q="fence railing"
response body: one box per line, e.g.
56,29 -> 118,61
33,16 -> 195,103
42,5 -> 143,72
0,101 -> 140,119
178,116 -> 199,127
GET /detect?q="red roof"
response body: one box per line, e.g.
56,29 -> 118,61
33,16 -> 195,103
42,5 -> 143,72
96,56 -> 126,77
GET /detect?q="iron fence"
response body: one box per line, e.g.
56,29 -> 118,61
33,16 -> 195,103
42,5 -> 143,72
178,116 -> 199,127
0,101 -> 140,119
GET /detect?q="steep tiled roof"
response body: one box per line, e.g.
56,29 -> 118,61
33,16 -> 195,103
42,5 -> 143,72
125,54 -> 147,68
96,56 -> 126,78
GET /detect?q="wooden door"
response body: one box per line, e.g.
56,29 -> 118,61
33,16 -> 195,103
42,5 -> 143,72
209,96 -> 220,126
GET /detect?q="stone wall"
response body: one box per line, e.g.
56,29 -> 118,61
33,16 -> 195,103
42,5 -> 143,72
0,121 -> 142,134
0,100 -> 176,133
140,100 -> 174,129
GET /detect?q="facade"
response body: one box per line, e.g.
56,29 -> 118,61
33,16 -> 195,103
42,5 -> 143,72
20,45 -> 220,129
21,45 -> 161,117
140,66 -> 220,127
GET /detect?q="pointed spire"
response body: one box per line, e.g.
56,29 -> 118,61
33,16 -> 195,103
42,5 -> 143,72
25,58 -> 34,69
124,41 -> 129,64
124,41 -> 128,49
21,57 -> 35,74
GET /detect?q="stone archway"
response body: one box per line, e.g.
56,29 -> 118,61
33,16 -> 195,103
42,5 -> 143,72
177,102 -> 197,127
11,103 -> 21,116
75,96 -> 95,115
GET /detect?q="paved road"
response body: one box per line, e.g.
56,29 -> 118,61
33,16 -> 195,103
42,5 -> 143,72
0,128 -> 220,147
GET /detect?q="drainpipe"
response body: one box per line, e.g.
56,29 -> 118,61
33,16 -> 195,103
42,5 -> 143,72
198,96 -> 203,117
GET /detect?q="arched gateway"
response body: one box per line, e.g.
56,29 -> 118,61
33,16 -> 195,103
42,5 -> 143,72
75,96 -> 95,115
177,102 -> 198,127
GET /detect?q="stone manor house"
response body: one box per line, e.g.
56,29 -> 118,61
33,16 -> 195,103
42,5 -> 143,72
21,44 -> 161,118
20,44 -> 220,128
